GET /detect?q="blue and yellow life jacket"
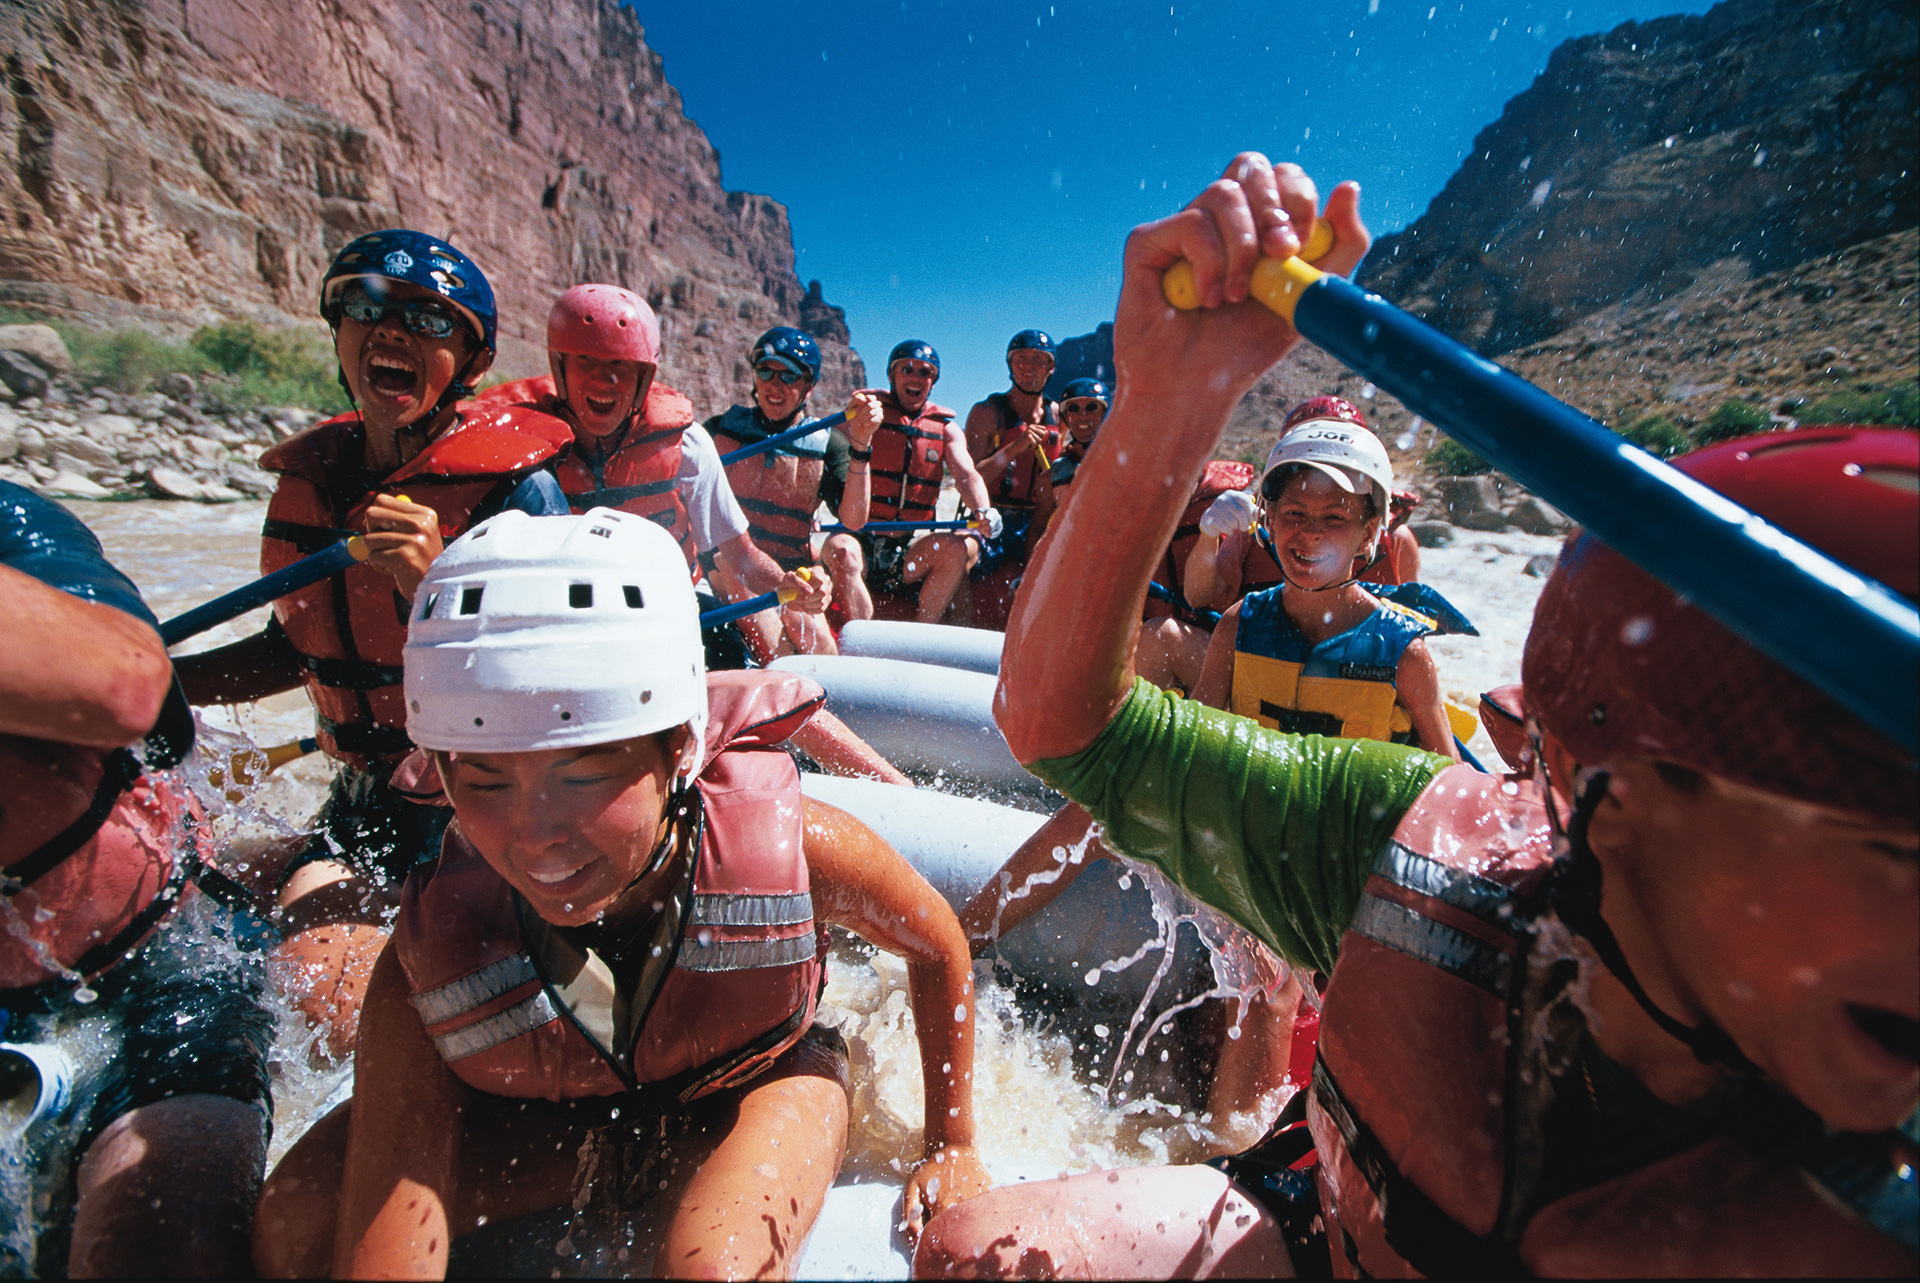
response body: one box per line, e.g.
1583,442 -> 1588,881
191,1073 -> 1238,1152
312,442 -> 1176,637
1230,584 -> 1438,743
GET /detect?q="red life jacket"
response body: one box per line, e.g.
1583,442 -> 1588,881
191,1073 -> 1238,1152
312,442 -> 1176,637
707,404 -> 829,572
0,736 -> 205,991
258,406 -> 572,773
975,392 -> 1060,511
1150,460 -> 1256,624
1307,764 -> 1916,1277
487,375 -> 703,577
867,391 -> 953,524
390,671 -> 831,1104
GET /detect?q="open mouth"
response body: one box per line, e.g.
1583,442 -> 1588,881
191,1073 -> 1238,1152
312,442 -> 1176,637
585,394 -> 618,417
527,864 -> 588,887
366,352 -> 419,397
1848,1004 -> 1920,1065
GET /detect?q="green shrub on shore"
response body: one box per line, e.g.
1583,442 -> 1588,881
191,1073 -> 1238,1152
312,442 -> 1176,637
1622,412 -> 1689,458
1426,438 -> 1495,476
0,308 -> 344,413
1693,399 -> 1772,447
1797,381 -> 1920,428
190,321 -> 345,414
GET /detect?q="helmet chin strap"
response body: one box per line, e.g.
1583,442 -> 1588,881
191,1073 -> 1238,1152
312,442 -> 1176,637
1545,762 -> 1764,1077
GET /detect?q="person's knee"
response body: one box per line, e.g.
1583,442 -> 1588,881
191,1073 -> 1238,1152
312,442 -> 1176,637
72,1095 -> 268,1275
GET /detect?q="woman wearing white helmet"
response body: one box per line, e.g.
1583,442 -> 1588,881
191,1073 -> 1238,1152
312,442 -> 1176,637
254,509 -> 990,1278
1189,411 -> 1459,758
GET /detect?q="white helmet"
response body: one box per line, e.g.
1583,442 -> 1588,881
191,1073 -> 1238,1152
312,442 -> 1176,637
403,508 -> 707,774
1259,418 -> 1394,517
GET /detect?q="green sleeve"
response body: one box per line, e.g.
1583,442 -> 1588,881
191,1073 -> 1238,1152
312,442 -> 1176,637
820,429 -> 852,512
1030,678 -> 1450,974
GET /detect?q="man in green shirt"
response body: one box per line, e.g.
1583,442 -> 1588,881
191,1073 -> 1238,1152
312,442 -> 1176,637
917,154 -> 1917,1278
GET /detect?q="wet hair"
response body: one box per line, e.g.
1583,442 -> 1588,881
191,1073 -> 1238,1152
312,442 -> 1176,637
1261,462 -> 1380,521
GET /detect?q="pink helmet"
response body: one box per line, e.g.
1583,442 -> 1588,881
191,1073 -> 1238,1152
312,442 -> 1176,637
1523,427 -> 1918,822
546,284 -> 661,365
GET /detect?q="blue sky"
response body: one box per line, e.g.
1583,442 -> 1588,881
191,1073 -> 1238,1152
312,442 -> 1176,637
638,0 -> 1714,414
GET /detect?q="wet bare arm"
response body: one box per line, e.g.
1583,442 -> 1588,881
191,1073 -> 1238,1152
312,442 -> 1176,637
791,708 -> 913,787
996,157 -> 1369,764
956,802 -> 1105,955
334,948 -> 466,1280
835,392 -> 883,531
172,628 -> 306,705
1191,602 -> 1244,710
1395,638 -> 1459,760
802,797 -> 990,1232
0,563 -> 172,746
941,421 -> 993,516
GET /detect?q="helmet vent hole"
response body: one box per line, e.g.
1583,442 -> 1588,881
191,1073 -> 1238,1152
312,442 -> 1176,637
459,587 -> 484,615
419,591 -> 438,621
560,711 -> 573,721
640,690 -> 653,704
590,527 -> 612,539
473,716 -> 485,727
623,585 -> 644,608
569,584 -> 594,609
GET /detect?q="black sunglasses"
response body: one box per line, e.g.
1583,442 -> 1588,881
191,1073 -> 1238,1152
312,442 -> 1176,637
754,364 -> 808,386
337,283 -> 465,340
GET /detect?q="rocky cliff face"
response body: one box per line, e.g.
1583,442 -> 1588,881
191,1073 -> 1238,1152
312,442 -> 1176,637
0,0 -> 862,414
1356,0 -> 1917,354
1052,0 -> 1915,472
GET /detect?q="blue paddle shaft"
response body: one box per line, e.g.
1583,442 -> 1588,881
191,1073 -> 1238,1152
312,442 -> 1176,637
1292,274 -> 1920,756
160,538 -> 364,647
717,411 -> 849,466
700,590 -> 782,629
820,519 -> 973,534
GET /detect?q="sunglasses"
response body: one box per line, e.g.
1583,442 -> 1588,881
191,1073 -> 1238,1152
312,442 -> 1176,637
754,365 -> 808,386
1062,400 -> 1107,415
336,283 -> 465,340
896,362 -> 939,379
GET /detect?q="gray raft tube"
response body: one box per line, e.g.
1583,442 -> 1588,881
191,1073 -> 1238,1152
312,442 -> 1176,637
799,776 -> 1216,1022
770,653 -> 1055,809
834,620 -> 1004,675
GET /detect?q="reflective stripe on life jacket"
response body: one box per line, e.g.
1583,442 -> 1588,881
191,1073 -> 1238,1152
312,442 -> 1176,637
707,404 -> 829,571
391,670 -> 831,1104
1307,765 -> 1917,1277
1230,585 -> 1437,742
258,406 -> 572,773
977,392 -> 1059,511
486,374 -> 704,578
867,391 -> 952,524
0,735 -> 206,990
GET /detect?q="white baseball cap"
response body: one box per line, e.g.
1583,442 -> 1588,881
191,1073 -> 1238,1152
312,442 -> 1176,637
1260,419 -> 1394,515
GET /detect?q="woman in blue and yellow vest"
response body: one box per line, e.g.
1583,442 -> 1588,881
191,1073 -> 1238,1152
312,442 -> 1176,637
1191,411 -> 1459,757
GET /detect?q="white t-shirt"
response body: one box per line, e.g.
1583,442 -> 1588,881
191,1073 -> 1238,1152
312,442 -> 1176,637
676,423 -> 751,553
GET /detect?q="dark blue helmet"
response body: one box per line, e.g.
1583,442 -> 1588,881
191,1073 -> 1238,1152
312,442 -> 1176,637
888,339 -> 940,375
1007,329 -> 1056,356
1061,377 -> 1110,406
750,326 -> 821,382
320,230 -> 497,354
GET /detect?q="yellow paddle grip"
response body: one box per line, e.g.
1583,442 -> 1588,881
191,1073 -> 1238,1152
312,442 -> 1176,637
1161,219 -> 1335,323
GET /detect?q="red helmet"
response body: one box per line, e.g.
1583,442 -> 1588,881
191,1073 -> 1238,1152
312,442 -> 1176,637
547,284 -> 661,365
1524,427 -> 1919,821
1282,395 -> 1367,433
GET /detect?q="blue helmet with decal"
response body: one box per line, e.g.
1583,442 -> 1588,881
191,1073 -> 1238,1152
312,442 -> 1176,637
888,339 -> 940,376
750,326 -> 821,382
320,230 -> 497,354
1006,329 -> 1056,356
1060,377 -> 1110,406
